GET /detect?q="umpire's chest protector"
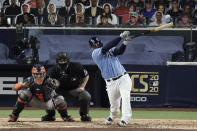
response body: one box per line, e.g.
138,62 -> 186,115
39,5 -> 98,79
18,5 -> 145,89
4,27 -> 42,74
58,63 -> 84,90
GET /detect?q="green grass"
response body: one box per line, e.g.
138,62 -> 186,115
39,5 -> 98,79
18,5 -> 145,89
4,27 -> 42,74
1,109 -> 197,120
133,111 -> 197,120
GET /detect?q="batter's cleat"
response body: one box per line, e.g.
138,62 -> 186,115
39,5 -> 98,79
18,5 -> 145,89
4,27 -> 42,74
41,115 -> 56,121
105,117 -> 113,125
117,120 -> 127,127
62,115 -> 75,122
8,114 -> 18,122
81,114 -> 92,122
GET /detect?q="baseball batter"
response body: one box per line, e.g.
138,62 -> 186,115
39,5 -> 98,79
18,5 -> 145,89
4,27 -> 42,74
89,31 -> 132,127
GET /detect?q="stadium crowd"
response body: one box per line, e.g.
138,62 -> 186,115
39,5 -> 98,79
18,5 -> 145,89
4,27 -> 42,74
0,0 -> 197,27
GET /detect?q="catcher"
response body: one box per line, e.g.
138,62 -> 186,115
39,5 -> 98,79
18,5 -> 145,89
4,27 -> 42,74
8,64 -> 74,122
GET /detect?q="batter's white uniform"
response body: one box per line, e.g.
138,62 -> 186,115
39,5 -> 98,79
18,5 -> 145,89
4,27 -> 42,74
105,73 -> 132,122
91,37 -> 132,124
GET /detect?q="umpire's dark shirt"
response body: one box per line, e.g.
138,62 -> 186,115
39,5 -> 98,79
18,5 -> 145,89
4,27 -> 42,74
47,62 -> 88,91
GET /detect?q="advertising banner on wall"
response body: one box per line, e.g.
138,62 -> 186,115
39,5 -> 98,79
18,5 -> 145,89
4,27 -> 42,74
0,65 -> 31,106
1,64 -> 197,107
126,65 -> 167,107
0,77 -> 24,95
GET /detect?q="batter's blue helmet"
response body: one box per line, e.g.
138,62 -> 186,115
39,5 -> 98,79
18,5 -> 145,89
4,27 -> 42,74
89,37 -> 103,48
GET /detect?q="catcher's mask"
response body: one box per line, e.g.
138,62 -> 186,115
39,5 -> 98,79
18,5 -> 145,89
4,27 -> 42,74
89,37 -> 103,48
56,51 -> 70,70
32,64 -> 46,85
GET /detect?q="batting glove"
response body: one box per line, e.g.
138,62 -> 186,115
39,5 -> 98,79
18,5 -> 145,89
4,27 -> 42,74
123,37 -> 132,45
120,31 -> 130,38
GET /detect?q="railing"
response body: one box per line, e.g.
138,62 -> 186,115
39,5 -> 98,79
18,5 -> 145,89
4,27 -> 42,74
1,26 -> 195,42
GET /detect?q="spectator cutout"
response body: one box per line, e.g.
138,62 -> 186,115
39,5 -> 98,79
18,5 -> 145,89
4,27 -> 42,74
15,3 -> 35,25
84,0 -> 102,25
149,11 -> 167,26
44,3 -> 61,26
70,3 -> 85,26
58,0 -> 75,25
96,3 -> 118,25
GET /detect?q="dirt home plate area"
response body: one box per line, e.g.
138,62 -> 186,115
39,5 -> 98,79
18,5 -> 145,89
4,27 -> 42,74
0,118 -> 197,131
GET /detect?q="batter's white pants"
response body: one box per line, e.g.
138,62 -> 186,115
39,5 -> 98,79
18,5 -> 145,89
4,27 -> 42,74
105,74 -> 132,123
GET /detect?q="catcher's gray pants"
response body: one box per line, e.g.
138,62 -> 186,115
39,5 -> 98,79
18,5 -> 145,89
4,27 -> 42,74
29,96 -> 55,110
19,89 -> 64,110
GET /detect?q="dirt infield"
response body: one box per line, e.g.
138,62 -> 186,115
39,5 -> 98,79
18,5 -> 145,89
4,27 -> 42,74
0,118 -> 197,131
1,108 -> 197,131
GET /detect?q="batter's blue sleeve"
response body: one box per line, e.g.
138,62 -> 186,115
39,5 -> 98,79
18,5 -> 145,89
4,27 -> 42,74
113,44 -> 126,56
101,37 -> 122,54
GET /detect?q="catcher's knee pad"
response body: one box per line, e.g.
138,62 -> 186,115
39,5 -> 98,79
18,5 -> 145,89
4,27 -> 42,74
79,91 -> 91,102
18,90 -> 32,102
53,95 -> 66,108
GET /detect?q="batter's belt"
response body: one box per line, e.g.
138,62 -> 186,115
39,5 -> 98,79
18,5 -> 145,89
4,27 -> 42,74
106,72 -> 127,82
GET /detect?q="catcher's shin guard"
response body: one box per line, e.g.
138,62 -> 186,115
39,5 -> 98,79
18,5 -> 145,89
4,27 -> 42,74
8,99 -> 25,122
41,110 -> 56,121
62,115 -> 75,122
57,106 -> 75,122
8,114 -> 18,122
13,99 -> 25,115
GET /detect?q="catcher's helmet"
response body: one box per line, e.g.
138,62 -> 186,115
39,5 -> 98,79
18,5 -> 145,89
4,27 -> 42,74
89,37 -> 103,48
32,64 -> 46,84
56,51 -> 70,70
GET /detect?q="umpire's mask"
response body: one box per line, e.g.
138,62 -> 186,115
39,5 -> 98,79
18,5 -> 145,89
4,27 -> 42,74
56,51 -> 70,70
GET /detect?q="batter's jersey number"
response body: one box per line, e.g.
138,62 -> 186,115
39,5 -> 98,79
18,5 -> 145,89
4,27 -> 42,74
129,72 -> 160,96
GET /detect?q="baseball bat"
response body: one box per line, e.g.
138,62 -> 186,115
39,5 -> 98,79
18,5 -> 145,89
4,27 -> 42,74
130,22 -> 174,38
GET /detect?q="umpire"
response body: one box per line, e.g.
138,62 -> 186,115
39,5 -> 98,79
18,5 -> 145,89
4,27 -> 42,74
42,51 -> 91,122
